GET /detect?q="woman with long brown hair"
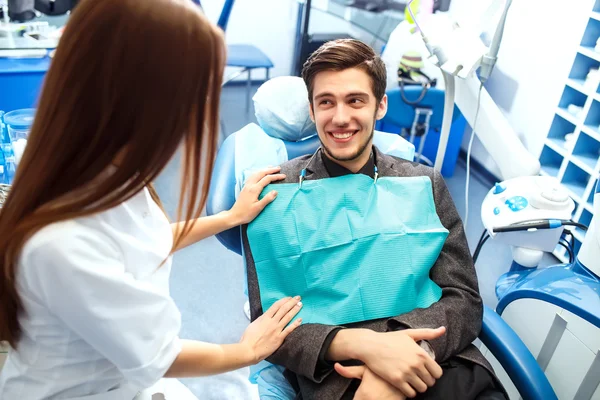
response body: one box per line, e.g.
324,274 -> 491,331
0,0 -> 302,398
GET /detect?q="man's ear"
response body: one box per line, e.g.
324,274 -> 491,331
375,94 -> 388,120
309,103 -> 315,122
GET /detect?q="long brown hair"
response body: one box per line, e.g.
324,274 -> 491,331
0,0 -> 224,348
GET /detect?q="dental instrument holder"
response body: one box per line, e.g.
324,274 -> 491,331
481,175 -> 576,270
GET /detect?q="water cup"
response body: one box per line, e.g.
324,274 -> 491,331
3,108 -> 35,166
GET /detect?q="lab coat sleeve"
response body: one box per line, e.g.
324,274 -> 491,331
386,169 -> 483,363
19,227 -> 182,389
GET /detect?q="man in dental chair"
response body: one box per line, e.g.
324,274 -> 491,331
242,39 -> 507,400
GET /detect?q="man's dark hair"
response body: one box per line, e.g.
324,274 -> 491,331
301,39 -> 387,104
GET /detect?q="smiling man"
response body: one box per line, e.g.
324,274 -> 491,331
242,39 -> 507,400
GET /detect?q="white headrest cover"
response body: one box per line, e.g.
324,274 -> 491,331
252,76 -> 317,142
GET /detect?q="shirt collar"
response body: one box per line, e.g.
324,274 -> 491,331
322,147 -> 376,179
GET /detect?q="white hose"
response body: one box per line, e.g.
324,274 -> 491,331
434,71 -> 455,173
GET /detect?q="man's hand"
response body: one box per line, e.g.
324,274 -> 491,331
356,327 -> 446,397
335,364 -> 406,400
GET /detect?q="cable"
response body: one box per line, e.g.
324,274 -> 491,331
562,221 -> 588,231
563,230 -> 575,263
417,154 -> 434,167
492,219 -> 588,233
472,229 -> 489,263
473,233 -> 490,264
476,229 -> 488,247
407,0 -> 424,36
464,82 -> 484,231
558,240 -> 573,264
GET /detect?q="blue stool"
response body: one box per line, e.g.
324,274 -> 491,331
208,0 -> 275,113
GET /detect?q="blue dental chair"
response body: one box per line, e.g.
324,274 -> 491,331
206,77 -> 557,400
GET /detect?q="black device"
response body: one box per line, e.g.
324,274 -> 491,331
34,0 -> 79,16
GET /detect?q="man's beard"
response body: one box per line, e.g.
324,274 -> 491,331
321,126 -> 374,163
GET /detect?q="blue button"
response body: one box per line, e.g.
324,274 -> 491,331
494,182 -> 506,194
494,207 -> 500,215
505,196 -> 528,212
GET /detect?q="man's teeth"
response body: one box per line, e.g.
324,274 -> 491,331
332,132 -> 353,139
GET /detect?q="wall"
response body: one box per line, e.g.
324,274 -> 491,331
202,0 -> 300,80
451,0 -> 594,178
203,0 -> 391,81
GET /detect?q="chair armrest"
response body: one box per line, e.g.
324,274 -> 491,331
480,305 -> 557,400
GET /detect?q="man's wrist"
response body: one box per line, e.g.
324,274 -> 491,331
329,328 -> 378,361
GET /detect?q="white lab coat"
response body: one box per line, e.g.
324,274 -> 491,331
0,187 -> 197,400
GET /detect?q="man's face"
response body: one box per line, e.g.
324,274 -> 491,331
309,68 -> 387,165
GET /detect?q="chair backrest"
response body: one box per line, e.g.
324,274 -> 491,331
207,130 -> 321,254
378,86 -> 448,131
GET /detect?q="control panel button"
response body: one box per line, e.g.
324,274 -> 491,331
505,196 -> 528,212
494,182 -> 507,194
541,188 -> 569,203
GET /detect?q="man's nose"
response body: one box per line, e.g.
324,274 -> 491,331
332,104 -> 350,126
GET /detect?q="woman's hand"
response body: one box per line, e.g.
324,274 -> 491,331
228,167 -> 286,225
240,296 -> 303,363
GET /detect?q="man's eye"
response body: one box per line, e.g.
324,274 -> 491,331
320,100 -> 332,105
350,98 -> 363,104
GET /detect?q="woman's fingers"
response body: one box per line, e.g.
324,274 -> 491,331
257,173 -> 286,189
281,318 -> 303,337
277,299 -> 303,329
246,167 -> 282,185
273,296 -> 301,321
263,297 -> 292,318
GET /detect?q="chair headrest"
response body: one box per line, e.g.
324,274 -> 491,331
253,76 -> 317,142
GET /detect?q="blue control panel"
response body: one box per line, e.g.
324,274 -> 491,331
505,196 -> 528,212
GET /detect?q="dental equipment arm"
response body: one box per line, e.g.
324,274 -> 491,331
426,0 -> 540,180
418,0 -> 600,277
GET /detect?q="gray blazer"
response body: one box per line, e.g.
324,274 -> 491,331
242,146 -> 499,400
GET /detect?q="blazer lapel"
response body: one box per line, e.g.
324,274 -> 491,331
305,148 -> 331,180
373,146 -> 398,177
